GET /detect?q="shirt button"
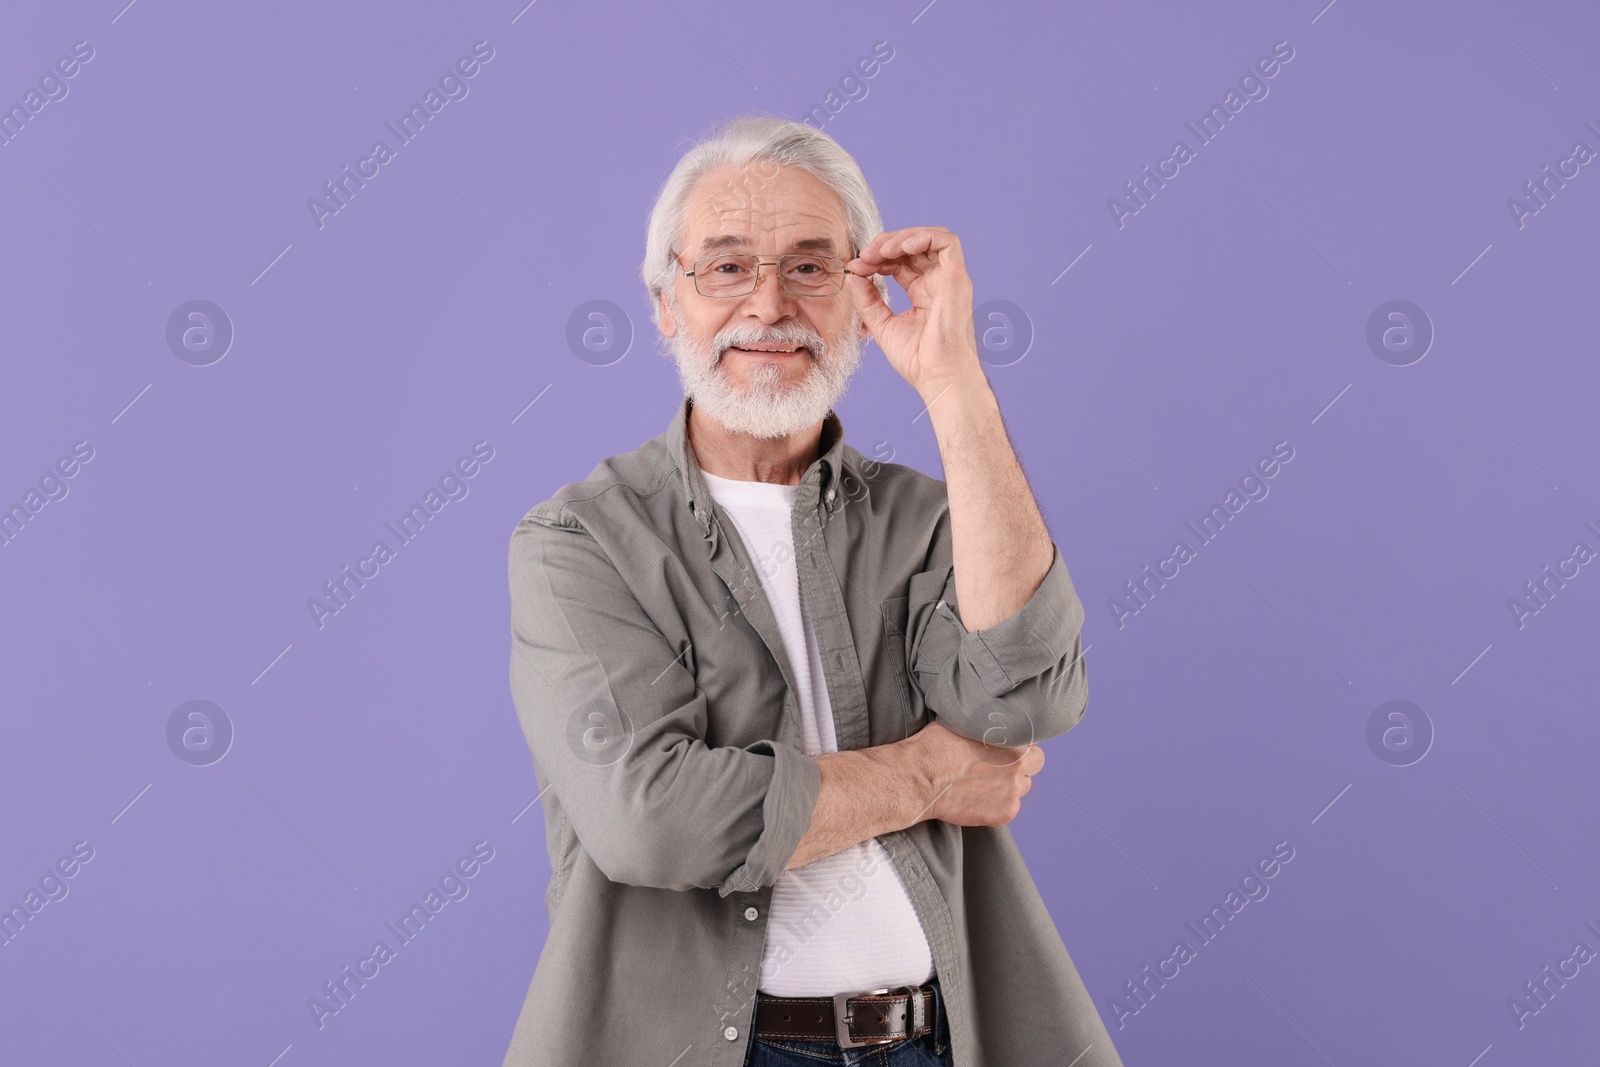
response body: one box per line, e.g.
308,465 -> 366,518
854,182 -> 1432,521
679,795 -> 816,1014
744,907 -> 759,921
826,488 -> 836,503
723,1026 -> 739,1041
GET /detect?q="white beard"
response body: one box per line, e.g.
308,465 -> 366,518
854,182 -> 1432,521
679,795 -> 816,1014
664,298 -> 864,440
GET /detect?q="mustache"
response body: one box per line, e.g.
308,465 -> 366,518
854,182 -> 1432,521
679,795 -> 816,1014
712,319 -> 830,351
713,334 -> 826,361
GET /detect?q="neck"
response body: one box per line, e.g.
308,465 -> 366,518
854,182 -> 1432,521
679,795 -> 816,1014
687,399 -> 829,486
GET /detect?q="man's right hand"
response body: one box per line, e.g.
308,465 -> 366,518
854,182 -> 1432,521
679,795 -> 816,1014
786,717 -> 1047,870
903,719 -> 1044,827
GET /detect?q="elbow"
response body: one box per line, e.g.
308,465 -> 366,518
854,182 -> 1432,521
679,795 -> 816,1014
579,790 -> 768,893
569,739 -> 816,892
585,838 -> 655,888
1015,615 -> 1091,742
585,832 -> 723,891
1039,652 -> 1090,740
994,674 -> 1088,746
1022,641 -> 1090,742
927,651 -> 1089,746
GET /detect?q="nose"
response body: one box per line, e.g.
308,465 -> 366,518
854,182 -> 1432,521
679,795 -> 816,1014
742,262 -> 799,322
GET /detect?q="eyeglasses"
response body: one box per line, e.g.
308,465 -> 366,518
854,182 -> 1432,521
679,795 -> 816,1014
676,251 -> 858,298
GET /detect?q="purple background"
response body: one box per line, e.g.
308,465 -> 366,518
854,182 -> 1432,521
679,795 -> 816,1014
3,1 -> 1597,1064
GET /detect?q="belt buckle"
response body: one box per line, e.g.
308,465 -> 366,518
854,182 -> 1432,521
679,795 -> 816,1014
833,987 -> 897,1049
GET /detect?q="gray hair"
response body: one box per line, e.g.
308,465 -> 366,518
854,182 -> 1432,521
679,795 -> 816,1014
640,114 -> 891,328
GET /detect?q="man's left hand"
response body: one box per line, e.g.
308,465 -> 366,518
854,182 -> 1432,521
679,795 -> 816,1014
846,226 -> 985,401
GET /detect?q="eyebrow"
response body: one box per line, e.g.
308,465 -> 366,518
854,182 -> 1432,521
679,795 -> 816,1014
697,234 -> 841,256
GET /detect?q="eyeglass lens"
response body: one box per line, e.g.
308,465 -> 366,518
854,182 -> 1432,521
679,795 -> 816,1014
693,254 -> 847,297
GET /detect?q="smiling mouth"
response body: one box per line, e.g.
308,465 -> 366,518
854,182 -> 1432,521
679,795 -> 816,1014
729,345 -> 809,357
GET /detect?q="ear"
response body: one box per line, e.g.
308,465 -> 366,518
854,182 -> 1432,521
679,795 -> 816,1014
658,288 -> 678,338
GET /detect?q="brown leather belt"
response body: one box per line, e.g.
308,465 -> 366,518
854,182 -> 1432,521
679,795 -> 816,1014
753,984 -> 935,1048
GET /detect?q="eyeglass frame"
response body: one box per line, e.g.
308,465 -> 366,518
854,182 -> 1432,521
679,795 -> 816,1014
672,246 -> 862,298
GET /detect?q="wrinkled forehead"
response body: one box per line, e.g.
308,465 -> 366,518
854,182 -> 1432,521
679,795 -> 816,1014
679,163 -> 851,258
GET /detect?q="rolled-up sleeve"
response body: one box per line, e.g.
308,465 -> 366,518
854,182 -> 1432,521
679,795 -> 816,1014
507,508 -> 820,896
905,543 -> 1089,746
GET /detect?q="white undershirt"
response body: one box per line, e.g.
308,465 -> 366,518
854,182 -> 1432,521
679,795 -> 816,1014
699,468 -> 935,996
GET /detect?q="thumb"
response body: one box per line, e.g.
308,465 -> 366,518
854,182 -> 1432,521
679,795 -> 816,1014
847,272 -> 894,336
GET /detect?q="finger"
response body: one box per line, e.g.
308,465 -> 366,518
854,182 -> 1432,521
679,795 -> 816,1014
895,229 -> 963,271
884,228 -> 955,261
853,229 -> 898,265
989,743 -> 1038,771
868,256 -> 924,296
847,254 -> 923,305
846,271 -> 895,335
853,226 -> 949,267
855,235 -> 928,270
853,231 -> 961,291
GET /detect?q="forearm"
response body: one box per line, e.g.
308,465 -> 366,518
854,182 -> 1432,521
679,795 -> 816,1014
923,369 -> 1055,632
784,738 -> 934,870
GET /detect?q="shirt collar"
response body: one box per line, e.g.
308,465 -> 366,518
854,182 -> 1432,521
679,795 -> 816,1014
664,394 -> 848,540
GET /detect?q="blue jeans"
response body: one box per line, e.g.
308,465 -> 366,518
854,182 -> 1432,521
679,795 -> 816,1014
741,978 -> 952,1066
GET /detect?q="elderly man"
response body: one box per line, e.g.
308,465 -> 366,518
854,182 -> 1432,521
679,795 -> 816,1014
502,115 -> 1124,1067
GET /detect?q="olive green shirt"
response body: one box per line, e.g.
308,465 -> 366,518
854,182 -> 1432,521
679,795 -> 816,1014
501,394 -> 1124,1067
